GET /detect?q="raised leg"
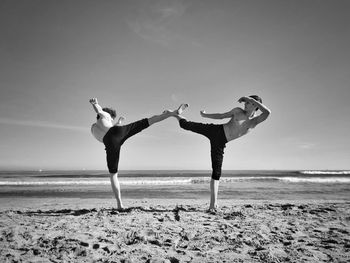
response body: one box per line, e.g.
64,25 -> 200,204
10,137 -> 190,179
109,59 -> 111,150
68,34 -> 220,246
105,147 -> 124,209
178,119 -> 215,139
148,103 -> 189,126
176,103 -> 189,115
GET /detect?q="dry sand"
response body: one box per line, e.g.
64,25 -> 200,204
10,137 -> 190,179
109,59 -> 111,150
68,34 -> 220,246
0,198 -> 349,262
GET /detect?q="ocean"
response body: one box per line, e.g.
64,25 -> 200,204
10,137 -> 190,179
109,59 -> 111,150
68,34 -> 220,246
0,170 -> 349,201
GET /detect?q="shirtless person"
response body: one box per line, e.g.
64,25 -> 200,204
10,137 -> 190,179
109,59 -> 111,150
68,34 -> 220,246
89,98 -> 188,209
171,95 -> 271,211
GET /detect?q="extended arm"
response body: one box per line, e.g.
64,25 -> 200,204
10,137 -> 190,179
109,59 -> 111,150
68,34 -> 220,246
200,109 -> 235,119
89,98 -> 104,115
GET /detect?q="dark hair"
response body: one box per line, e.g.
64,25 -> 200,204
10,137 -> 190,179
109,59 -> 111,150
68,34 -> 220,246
96,107 -> 117,120
248,95 -> 262,111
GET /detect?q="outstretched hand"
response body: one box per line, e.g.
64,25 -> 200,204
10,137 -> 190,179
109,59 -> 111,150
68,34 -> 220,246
200,110 -> 206,117
89,98 -> 98,105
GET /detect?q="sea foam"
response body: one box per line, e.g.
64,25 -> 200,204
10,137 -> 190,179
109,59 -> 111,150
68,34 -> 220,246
1,175 -> 349,186
300,170 -> 350,175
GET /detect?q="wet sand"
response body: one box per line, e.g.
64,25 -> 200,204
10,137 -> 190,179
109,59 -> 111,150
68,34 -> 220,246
0,199 -> 349,262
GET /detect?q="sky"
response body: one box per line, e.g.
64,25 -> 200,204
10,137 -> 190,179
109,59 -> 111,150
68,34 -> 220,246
0,0 -> 349,171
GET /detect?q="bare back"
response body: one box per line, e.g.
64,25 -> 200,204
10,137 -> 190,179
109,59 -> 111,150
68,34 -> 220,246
91,112 -> 114,143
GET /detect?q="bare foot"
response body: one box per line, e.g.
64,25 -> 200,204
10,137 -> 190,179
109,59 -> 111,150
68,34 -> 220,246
116,204 -> 126,211
161,104 -> 189,119
176,103 -> 189,115
207,207 -> 218,214
163,103 -> 188,116
208,204 -> 218,210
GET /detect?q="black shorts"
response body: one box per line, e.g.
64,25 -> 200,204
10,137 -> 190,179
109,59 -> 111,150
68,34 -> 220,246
103,118 -> 149,173
179,119 -> 227,180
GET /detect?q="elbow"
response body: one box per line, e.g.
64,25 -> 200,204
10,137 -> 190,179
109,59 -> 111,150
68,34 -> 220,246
261,109 -> 271,121
263,106 -> 271,115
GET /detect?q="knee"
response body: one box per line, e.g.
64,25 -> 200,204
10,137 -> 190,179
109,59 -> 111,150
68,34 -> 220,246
211,170 -> 221,180
211,174 -> 221,180
108,167 -> 118,174
106,157 -> 118,173
211,159 -> 222,180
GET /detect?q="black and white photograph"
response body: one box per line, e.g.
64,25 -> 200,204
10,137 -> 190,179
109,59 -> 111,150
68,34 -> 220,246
0,0 -> 349,262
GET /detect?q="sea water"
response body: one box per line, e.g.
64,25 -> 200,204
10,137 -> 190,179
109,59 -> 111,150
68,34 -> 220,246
0,170 -> 349,201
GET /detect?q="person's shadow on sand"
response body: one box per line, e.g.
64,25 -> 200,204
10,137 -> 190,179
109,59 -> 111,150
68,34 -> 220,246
12,205 -> 214,222
13,205 -> 189,216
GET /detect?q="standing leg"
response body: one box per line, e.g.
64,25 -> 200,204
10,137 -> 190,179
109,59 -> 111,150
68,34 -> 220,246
110,172 -> 123,209
209,144 -> 225,210
105,146 -> 124,209
105,104 -> 189,209
210,179 -> 220,210
174,108 -> 226,210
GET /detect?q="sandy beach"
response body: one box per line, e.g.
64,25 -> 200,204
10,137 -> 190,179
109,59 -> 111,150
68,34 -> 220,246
0,198 -> 349,262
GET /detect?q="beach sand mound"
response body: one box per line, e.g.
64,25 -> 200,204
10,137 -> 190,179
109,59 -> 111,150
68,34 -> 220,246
1,202 -> 349,262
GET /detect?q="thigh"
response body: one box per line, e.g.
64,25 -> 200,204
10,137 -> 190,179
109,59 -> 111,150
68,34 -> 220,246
121,118 -> 149,144
179,119 -> 214,139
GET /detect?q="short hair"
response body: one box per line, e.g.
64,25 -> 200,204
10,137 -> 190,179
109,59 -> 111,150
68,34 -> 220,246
96,107 -> 117,120
248,95 -> 262,111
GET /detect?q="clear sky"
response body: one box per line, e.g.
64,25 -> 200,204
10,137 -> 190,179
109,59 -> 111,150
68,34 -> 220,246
1,0 -> 349,171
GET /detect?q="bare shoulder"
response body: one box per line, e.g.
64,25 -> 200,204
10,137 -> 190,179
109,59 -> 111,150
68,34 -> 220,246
99,111 -> 112,120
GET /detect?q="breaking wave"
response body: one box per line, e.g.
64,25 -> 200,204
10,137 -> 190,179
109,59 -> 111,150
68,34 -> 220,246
1,175 -> 349,186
